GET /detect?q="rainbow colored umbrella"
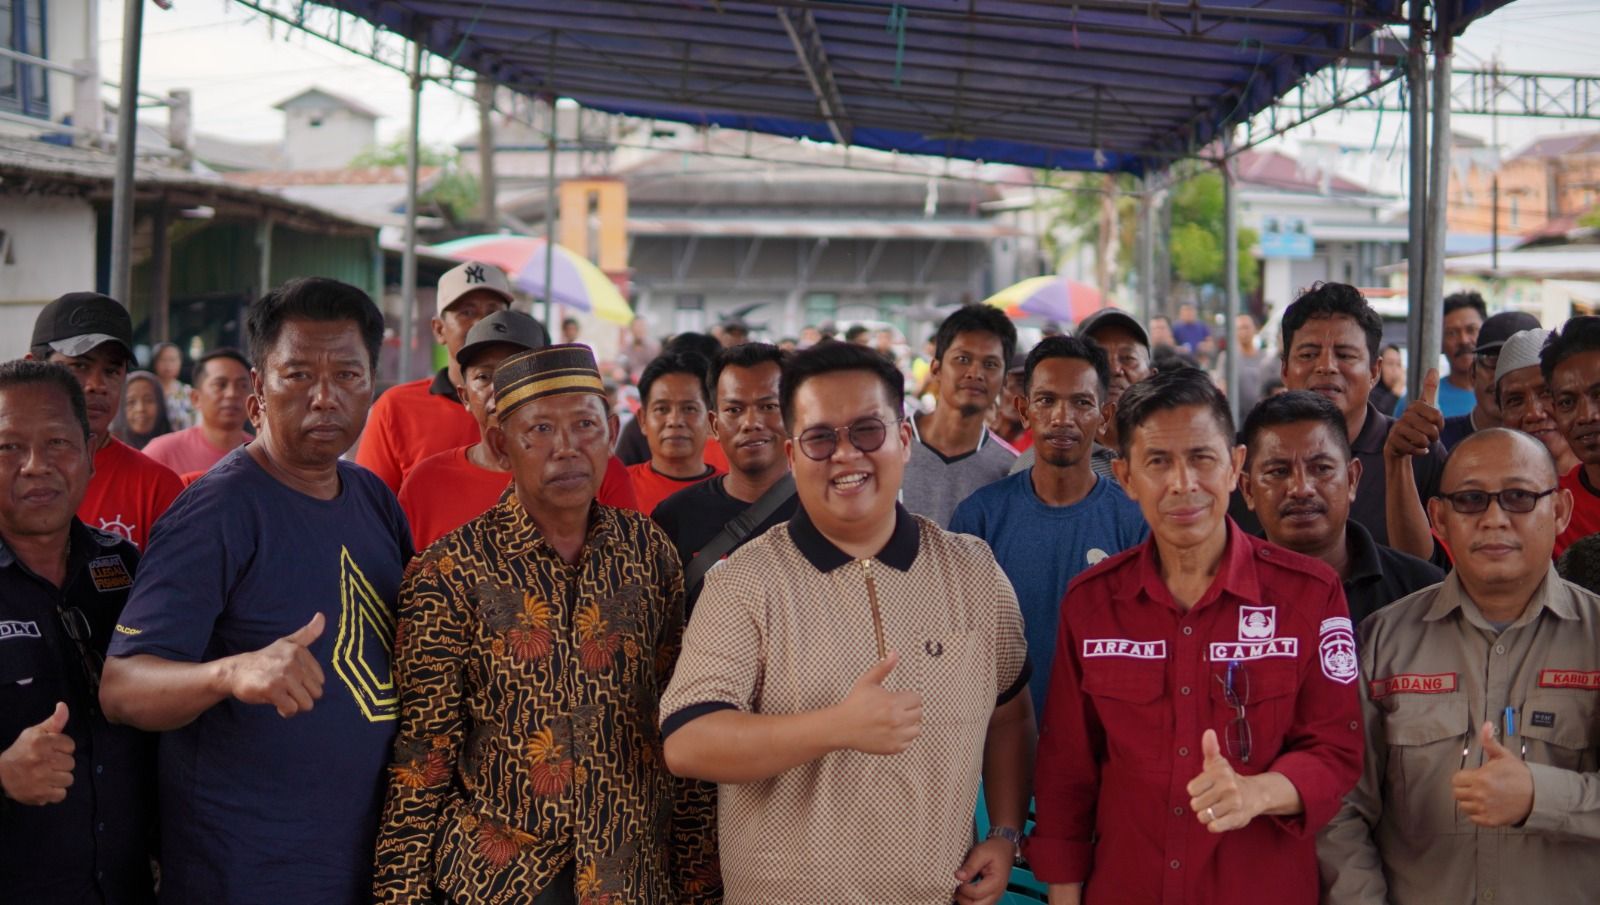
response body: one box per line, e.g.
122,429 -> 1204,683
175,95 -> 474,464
982,275 -> 1105,325
429,234 -> 634,325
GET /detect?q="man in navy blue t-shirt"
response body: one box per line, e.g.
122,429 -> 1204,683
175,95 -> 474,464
951,335 -> 1146,714
102,278 -> 413,904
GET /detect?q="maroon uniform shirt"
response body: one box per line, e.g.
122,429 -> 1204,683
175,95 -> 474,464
1026,520 -> 1363,905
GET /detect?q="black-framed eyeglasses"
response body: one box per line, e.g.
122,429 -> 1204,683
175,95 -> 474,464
1436,487 -> 1558,515
1216,659 -> 1252,763
58,605 -> 105,694
794,416 -> 901,461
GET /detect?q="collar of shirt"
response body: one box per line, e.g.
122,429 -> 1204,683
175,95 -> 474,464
908,411 -> 993,453
1423,563 -> 1577,630
0,518 -> 124,579
1343,519 -> 1385,586
787,501 -> 919,573
489,485 -> 621,561
1350,401 -> 1391,455
1118,517 -> 1261,611
429,366 -> 458,399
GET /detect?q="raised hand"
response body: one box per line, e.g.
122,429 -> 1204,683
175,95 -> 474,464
1452,721 -> 1534,827
226,612 -> 328,718
835,652 -> 923,756
0,702 -> 75,805
1186,729 -> 1257,833
1385,368 -> 1445,459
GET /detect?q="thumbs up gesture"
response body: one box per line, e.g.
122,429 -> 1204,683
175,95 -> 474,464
1452,721 -> 1534,827
1384,367 -> 1446,460
1186,729 -> 1257,833
0,702 -> 76,805
835,653 -> 924,756
224,612 -> 328,718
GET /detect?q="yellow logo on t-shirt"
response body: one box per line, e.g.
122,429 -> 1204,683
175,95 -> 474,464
333,546 -> 398,722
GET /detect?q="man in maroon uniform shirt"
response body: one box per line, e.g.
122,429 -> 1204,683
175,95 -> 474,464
1026,366 -> 1363,905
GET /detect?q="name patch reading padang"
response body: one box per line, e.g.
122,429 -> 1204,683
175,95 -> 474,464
1368,673 -> 1458,699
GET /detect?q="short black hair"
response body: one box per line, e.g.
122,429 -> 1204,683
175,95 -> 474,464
781,340 -> 904,431
1383,343 -> 1402,356
844,324 -> 870,342
0,359 -> 90,442
194,347 -> 252,383
1280,282 -> 1383,365
247,278 -> 384,370
707,342 -> 790,404
664,331 -> 722,363
933,304 -> 1017,366
1114,365 -> 1234,458
1240,390 -> 1351,468
1443,291 -> 1488,321
1558,533 -> 1600,597
639,351 -> 712,406
1024,334 -> 1110,397
561,317 -> 579,330
1540,315 -> 1600,383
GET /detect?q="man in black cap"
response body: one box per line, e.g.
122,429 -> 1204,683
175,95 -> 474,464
28,292 -> 183,550
0,360 -> 155,905
1439,309 -> 1542,450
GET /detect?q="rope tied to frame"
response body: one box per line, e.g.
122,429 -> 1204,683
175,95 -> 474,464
885,4 -> 908,88
447,0 -> 493,64
1215,36 -> 1266,132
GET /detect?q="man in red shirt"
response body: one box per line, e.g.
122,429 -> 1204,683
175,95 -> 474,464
1027,366 -> 1363,905
628,351 -> 725,515
1541,316 -> 1600,558
399,314 -> 638,549
142,348 -> 253,476
356,260 -> 510,492
28,292 -> 182,550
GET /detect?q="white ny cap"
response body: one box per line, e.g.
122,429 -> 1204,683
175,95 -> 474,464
436,261 -> 515,317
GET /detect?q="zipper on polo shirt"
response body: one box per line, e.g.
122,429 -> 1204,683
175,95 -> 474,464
861,558 -> 887,660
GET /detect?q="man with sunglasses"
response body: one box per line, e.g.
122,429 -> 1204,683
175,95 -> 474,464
1028,367 -> 1363,905
1320,427 -> 1600,904
0,361 -> 154,904
661,342 -> 1033,905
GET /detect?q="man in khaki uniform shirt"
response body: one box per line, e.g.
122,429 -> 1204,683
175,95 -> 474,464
660,342 -> 1034,905
1320,428 -> 1600,905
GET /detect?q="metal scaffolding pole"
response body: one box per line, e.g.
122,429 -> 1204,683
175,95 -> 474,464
1423,24 -> 1453,397
1139,177 -> 1156,324
1405,0 -> 1430,401
108,0 -> 145,304
1221,130 -> 1240,421
543,97 -> 558,329
400,38 -> 423,384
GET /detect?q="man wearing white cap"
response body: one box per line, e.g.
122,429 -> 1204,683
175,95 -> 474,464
356,260 -> 512,492
1495,328 -> 1579,477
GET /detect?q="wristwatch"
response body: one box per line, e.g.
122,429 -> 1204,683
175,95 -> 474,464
986,825 -> 1024,861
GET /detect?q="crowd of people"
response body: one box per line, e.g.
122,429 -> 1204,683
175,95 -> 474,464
3,260 -> 1599,905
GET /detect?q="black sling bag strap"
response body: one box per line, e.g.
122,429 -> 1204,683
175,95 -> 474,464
683,473 -> 797,593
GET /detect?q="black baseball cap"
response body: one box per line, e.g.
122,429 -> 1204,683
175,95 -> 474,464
1474,310 -> 1542,354
31,292 -> 135,361
1075,308 -> 1150,348
456,310 -> 551,370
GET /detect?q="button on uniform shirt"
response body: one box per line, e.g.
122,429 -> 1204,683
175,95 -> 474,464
1318,566 -> 1600,905
1340,520 -> 1443,631
1027,521 -> 1364,905
373,496 -> 712,904
357,368 -> 482,493
659,504 -> 1030,905
0,522 -> 155,905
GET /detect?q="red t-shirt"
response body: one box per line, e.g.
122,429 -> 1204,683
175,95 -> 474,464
79,437 -> 184,550
1027,521 -> 1363,905
355,371 -> 479,493
1555,464 -> 1600,560
399,446 -> 641,551
627,460 -> 725,517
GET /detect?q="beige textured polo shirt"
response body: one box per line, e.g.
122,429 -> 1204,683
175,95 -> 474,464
1319,565 -> 1600,905
660,504 -> 1029,905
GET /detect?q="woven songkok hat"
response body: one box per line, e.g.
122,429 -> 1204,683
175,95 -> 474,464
493,343 -> 606,421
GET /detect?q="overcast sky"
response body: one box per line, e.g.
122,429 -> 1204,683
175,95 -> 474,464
103,0 -> 1600,162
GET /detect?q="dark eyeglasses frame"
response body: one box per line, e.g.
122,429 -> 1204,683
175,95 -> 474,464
793,416 -> 902,461
1435,487 -> 1558,515
58,605 -> 105,694
1216,659 -> 1252,764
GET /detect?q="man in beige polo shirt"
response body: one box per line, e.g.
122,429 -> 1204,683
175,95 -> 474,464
1319,428 -> 1600,904
660,341 -> 1034,905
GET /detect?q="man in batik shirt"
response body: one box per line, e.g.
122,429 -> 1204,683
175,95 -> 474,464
374,344 -> 714,904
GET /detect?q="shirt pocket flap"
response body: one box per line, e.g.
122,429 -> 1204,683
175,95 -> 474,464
1208,662 -> 1299,706
1083,665 -> 1164,703
1385,695 -> 1468,747
1520,692 -> 1595,751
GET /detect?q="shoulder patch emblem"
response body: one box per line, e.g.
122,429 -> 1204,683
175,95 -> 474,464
88,555 -> 134,592
1318,617 -> 1357,685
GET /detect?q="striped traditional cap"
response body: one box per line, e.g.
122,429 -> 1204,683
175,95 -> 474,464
493,343 -> 606,420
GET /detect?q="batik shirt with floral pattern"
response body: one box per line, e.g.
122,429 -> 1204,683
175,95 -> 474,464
373,493 -> 719,904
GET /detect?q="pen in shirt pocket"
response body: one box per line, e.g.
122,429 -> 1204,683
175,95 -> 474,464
1504,706 -> 1516,738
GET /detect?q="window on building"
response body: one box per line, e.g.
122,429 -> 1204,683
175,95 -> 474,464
673,294 -> 705,335
803,292 -> 837,329
0,0 -> 49,118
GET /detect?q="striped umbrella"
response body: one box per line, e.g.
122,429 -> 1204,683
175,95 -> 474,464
982,275 -> 1105,325
429,234 -> 634,325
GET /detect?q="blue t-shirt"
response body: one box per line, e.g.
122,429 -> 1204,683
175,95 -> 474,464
950,471 -> 1147,714
108,449 -> 413,905
1393,377 -> 1474,419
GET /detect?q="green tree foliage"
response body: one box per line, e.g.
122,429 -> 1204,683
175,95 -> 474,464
1168,170 -> 1260,296
349,138 -> 481,225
